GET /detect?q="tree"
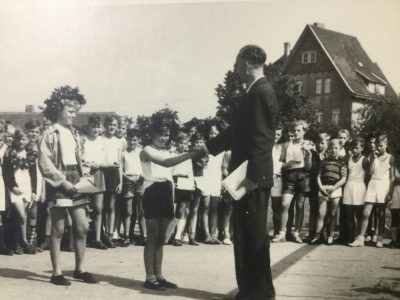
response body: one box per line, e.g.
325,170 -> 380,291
214,64 -> 317,133
356,99 -> 400,156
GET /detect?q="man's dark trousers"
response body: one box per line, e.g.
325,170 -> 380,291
233,188 -> 275,299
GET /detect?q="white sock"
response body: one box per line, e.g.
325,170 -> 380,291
174,218 -> 186,240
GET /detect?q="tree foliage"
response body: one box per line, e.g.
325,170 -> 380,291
214,64 -> 317,131
356,99 -> 400,156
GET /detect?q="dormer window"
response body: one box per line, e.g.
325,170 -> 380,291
301,51 -> 317,64
367,83 -> 385,95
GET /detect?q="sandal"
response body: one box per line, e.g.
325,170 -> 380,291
143,280 -> 166,291
158,278 -> 178,289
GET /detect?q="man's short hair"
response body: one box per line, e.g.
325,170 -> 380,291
238,45 -> 267,66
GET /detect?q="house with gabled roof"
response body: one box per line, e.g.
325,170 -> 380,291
280,23 -> 398,127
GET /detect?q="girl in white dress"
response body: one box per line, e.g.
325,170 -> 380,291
82,115 -> 107,249
350,134 -> 395,247
201,125 -> 225,244
343,138 -> 369,244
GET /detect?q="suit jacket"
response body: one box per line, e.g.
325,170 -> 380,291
207,77 -> 278,188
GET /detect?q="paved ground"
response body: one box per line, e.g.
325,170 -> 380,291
1,239 -> 400,300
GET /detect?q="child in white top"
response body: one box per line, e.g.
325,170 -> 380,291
351,134 -> 395,248
120,128 -> 145,246
140,121 -> 204,290
171,132 -> 195,246
82,115 -> 107,249
102,115 -> 123,248
273,120 -> 312,244
201,125 -> 225,244
343,138 -> 369,244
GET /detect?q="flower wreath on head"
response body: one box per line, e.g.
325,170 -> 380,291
41,86 -> 86,123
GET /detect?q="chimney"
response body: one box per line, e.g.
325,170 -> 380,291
284,42 -> 291,58
313,22 -> 325,28
25,105 -> 35,113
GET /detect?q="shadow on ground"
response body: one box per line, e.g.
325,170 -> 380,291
0,268 -> 225,300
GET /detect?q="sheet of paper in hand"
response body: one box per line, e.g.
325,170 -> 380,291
222,160 -> 248,201
74,176 -> 101,193
176,177 -> 195,191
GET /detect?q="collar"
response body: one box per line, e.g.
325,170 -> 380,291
246,75 -> 264,94
49,123 -> 76,136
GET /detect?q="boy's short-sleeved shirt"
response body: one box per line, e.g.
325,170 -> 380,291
319,157 -> 347,186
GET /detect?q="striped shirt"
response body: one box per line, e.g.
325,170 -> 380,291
319,157 -> 347,185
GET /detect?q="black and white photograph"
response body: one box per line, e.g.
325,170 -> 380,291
1,0 -> 400,299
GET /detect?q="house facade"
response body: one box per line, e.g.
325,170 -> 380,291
280,23 -> 398,128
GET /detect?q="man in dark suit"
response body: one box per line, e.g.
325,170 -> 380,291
206,45 -> 277,300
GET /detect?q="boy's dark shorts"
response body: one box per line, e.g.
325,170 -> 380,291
282,168 -> 310,195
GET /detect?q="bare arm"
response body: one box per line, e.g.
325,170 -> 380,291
141,146 -> 198,168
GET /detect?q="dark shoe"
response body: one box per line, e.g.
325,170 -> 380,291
50,275 -> 71,286
15,245 -> 24,255
104,237 -> 116,248
204,236 -> 213,244
143,280 -> 166,291
173,239 -> 183,246
38,239 -> 50,251
120,238 -> 130,247
189,238 -> 199,246
158,278 -> 178,289
23,243 -> 37,254
136,237 -> 147,246
0,247 -> 13,256
93,241 -> 108,250
73,271 -> 99,284
309,236 -> 323,245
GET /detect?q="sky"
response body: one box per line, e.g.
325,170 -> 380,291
1,0 -> 399,122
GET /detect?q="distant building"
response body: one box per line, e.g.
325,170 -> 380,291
0,105 -> 117,129
278,23 -> 398,127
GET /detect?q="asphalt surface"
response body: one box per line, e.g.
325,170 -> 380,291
1,238 -> 400,299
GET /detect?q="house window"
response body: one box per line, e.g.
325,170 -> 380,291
316,79 -> 323,95
324,78 -> 331,94
376,84 -> 385,95
316,111 -> 324,124
367,83 -> 386,95
296,81 -> 303,93
301,51 -> 317,64
310,51 -> 317,63
332,108 -> 341,125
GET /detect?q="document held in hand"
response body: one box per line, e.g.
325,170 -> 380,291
74,176 -> 100,194
222,160 -> 248,201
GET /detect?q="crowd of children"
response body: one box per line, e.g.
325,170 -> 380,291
0,115 -> 234,258
270,120 -> 399,248
1,115 -> 400,262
